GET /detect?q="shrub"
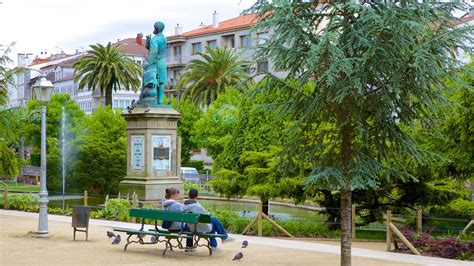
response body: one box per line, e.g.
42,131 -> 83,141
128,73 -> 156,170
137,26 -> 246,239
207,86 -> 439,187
98,199 -> 131,222
183,182 -> 201,193
429,199 -> 474,219
187,160 -> 205,173
8,193 -> 38,211
396,225 -> 473,260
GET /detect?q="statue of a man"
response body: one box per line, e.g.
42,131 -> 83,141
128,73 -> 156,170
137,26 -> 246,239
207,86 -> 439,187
138,21 -> 168,106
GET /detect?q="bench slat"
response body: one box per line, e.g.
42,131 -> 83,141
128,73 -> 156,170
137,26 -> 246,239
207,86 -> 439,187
113,228 -> 191,238
129,208 -> 211,224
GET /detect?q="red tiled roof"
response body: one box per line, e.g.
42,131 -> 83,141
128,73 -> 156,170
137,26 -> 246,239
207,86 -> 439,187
30,58 -> 52,66
114,38 -> 148,56
170,13 -> 259,39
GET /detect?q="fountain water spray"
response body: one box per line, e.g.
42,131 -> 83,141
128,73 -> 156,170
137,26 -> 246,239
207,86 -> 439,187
61,106 -> 66,210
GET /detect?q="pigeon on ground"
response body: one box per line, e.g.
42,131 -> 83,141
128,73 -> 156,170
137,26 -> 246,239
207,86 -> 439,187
107,231 -> 116,238
111,234 -> 121,245
138,233 -> 145,239
232,252 -> 243,261
241,240 -> 248,248
151,235 -> 158,243
144,108 -> 150,113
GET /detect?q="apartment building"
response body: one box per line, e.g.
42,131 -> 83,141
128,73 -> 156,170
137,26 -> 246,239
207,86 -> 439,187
164,12 -> 281,99
9,37 -> 147,114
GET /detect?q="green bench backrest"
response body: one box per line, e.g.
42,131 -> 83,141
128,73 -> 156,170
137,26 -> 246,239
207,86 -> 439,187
129,208 -> 212,224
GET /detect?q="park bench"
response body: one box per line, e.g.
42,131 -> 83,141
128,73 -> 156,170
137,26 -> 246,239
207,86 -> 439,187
113,208 -> 226,256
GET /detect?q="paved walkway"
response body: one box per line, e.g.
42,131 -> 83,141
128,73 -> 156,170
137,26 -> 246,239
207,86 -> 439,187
1,209 -> 471,266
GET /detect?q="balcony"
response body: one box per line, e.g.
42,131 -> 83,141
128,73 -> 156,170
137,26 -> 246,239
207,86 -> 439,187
166,55 -> 186,67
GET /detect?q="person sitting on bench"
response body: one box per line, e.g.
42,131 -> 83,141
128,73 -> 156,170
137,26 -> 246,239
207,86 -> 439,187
161,188 -> 194,251
182,188 -> 234,252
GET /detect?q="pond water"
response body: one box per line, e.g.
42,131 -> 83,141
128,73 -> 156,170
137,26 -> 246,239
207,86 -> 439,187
45,193 -> 322,221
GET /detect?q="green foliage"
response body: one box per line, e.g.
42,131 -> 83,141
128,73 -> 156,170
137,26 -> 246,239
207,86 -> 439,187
98,199 -> 131,221
172,97 -> 202,166
178,46 -> 251,106
193,87 -> 242,158
69,107 -> 126,194
22,94 -> 85,192
73,42 -> 142,106
0,42 -> 22,106
7,193 -> 38,211
429,199 -> 474,219
0,142 -> 19,178
183,182 -> 201,193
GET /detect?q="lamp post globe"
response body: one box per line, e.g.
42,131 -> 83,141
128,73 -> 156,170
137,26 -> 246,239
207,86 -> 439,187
32,75 -> 54,236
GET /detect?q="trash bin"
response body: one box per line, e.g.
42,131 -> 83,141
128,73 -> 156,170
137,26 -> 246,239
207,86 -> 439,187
72,205 -> 90,241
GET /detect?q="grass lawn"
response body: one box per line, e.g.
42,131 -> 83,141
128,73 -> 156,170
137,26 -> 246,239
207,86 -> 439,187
1,181 -> 40,192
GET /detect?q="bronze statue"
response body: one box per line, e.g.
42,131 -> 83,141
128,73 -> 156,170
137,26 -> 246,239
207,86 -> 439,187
138,21 -> 168,106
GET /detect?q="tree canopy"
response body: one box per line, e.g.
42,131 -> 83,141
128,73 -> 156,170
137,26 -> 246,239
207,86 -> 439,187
73,43 -> 142,107
178,46 -> 251,106
246,1 -> 473,265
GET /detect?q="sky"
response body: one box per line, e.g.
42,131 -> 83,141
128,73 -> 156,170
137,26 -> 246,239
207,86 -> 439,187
0,0 -> 255,63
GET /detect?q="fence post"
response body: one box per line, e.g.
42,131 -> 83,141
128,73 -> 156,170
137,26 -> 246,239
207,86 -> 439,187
416,209 -> 422,233
3,187 -> 8,209
352,204 -> 356,239
386,210 -> 392,251
132,192 -> 137,223
84,191 -> 88,206
258,201 -> 263,237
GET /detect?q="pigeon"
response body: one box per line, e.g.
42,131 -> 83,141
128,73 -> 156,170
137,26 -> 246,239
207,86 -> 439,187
111,234 -> 121,245
138,233 -> 145,239
151,235 -> 158,243
107,231 -> 116,238
144,108 -> 150,113
232,252 -> 243,261
241,240 -> 248,248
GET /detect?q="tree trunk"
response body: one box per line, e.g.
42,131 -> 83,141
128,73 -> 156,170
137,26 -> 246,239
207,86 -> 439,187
340,119 -> 353,266
105,87 -> 113,107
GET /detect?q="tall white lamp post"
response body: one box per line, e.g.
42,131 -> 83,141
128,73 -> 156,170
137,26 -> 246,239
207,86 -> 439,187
31,75 -> 54,236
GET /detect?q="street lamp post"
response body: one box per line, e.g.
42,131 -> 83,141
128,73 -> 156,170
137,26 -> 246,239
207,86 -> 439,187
31,74 -> 54,236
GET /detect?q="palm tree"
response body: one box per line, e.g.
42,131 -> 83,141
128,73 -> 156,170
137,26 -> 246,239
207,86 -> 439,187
73,43 -> 142,107
178,46 -> 250,106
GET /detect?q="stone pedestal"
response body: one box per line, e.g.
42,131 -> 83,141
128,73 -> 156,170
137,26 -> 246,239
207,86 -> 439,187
119,107 -> 183,201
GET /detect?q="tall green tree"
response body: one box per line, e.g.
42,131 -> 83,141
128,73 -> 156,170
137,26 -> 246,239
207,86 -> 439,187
24,94 -> 85,192
178,46 -> 250,106
171,97 -> 202,166
73,43 -> 142,107
248,1 -> 472,265
69,106 -> 127,194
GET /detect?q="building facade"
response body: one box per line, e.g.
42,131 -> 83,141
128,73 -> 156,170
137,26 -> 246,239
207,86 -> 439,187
9,37 -> 147,114
164,12 -> 284,99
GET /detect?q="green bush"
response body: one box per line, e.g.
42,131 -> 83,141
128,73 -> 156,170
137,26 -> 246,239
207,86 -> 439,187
7,193 -> 38,211
430,199 -> 474,219
48,207 -> 73,215
98,199 -> 131,222
183,182 -> 201,193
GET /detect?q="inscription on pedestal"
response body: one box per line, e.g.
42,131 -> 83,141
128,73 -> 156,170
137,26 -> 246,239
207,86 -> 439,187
152,135 -> 171,171
131,135 -> 144,170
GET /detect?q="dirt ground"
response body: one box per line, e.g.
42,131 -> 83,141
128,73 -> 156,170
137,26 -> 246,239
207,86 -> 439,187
0,215 -> 418,266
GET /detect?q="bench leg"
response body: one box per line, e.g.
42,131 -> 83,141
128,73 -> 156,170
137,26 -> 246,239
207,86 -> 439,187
162,239 -> 172,257
206,238 -> 212,256
124,234 -> 133,251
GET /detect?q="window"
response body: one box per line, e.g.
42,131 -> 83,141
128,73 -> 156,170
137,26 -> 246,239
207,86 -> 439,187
207,40 -> 217,50
257,61 -> 269,73
192,43 -> 202,55
240,35 -> 251,48
173,70 -> 180,80
222,35 -> 235,48
257,32 -> 268,46
173,46 -> 181,57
